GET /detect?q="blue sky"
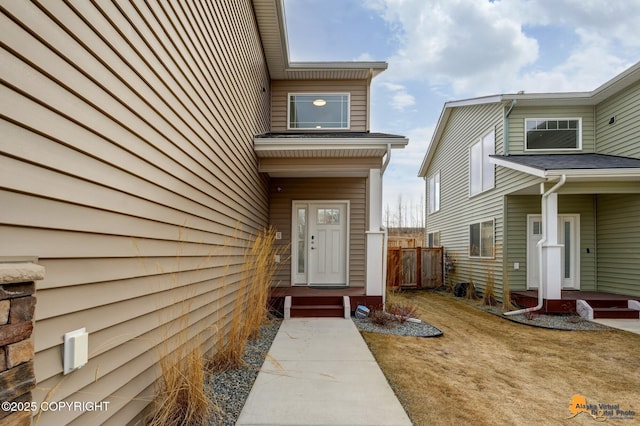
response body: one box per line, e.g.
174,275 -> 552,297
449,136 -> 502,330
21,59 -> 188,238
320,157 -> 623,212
283,0 -> 640,225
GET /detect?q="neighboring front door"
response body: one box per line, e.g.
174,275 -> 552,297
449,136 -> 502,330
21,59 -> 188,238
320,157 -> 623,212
527,214 -> 580,290
292,201 -> 348,286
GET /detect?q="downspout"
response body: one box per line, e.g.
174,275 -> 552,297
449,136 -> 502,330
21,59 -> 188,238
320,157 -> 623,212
504,100 -> 517,156
505,174 -> 567,316
381,143 -> 392,174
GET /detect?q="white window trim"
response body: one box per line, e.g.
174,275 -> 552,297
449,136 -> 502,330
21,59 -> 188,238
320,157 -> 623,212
468,218 -> 495,259
524,117 -> 582,152
469,129 -> 495,197
428,171 -> 440,214
291,200 -> 351,285
287,92 -> 351,130
427,230 -> 441,247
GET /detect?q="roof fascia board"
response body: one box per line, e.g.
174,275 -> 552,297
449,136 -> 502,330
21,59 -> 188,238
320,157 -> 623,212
489,156 -> 546,178
490,157 -> 640,180
418,96 -> 504,177
255,137 -> 408,151
546,169 -> 640,180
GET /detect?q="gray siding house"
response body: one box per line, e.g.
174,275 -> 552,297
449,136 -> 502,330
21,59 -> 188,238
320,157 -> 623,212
418,62 -> 640,316
0,0 -> 405,424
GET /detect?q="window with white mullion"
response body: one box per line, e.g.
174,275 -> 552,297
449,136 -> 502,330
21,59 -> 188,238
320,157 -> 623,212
469,130 -> 495,196
428,171 -> 440,214
525,118 -> 581,150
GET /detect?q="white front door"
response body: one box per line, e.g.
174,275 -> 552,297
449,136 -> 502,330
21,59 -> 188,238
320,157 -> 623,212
292,201 -> 348,286
527,214 -> 580,290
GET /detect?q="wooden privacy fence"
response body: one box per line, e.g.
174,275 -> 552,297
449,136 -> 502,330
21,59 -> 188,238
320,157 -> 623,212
387,247 -> 444,289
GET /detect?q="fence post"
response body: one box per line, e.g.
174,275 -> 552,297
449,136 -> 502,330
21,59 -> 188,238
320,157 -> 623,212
416,247 -> 422,289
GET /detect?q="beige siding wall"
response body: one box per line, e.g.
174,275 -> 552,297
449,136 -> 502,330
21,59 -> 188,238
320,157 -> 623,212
504,195 -> 597,292
270,79 -> 369,131
1,1 -> 270,424
507,105 -> 596,154
595,80 -> 640,158
596,194 -> 640,297
269,177 -> 366,287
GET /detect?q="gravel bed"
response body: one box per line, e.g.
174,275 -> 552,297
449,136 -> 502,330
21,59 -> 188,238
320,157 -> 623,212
477,304 -> 612,330
353,316 -> 443,337
206,319 -> 281,425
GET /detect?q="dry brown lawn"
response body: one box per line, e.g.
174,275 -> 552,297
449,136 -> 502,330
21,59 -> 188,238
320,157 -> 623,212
362,291 -> 640,426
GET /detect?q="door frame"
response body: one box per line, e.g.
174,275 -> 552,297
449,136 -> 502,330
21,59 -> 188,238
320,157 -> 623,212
291,200 -> 350,286
526,214 -> 580,290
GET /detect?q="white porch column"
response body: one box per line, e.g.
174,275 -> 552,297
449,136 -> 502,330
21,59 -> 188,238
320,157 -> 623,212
542,192 -> 562,300
366,169 -> 385,297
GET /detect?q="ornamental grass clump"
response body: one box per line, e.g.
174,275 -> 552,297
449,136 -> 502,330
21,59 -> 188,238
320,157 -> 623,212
483,268 -> 497,306
210,227 -> 285,371
150,333 -> 214,426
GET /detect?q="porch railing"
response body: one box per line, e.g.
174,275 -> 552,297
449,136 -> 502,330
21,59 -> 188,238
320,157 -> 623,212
386,247 -> 444,289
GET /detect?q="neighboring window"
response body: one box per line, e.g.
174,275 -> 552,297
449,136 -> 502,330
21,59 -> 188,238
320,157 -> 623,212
288,93 -> 349,129
428,231 -> 440,247
525,118 -> 581,150
469,130 -> 495,196
428,172 -> 440,214
469,219 -> 494,258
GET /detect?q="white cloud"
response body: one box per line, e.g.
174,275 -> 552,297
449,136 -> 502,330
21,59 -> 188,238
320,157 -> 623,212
383,125 -> 435,210
381,82 -> 416,110
366,0 -> 640,96
355,52 -> 375,61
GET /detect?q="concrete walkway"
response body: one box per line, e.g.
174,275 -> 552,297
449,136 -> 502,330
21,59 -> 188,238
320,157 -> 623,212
592,318 -> 640,334
236,318 -> 412,426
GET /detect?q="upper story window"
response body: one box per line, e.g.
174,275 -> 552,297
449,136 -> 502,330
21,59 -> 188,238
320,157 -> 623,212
469,130 -> 495,196
428,171 -> 440,214
288,93 -> 350,130
525,118 -> 582,150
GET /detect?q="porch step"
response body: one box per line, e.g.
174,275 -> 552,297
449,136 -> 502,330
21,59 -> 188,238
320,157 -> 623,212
592,307 -> 640,319
290,304 -> 344,318
585,300 -> 628,308
577,299 -> 640,320
288,296 -> 348,318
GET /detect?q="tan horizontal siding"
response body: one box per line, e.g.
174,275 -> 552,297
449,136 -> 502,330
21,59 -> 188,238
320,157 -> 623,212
1,0 -> 270,424
269,177 -> 367,287
270,79 -> 369,131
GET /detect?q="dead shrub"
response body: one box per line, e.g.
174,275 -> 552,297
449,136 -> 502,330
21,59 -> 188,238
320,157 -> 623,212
386,301 -> 418,323
369,309 -> 396,327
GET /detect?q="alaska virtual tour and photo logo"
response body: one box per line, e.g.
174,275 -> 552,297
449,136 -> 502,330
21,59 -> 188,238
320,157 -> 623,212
568,395 -> 636,421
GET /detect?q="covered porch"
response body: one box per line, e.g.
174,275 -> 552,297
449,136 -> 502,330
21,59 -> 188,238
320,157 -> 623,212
492,154 -> 640,318
255,132 -> 408,317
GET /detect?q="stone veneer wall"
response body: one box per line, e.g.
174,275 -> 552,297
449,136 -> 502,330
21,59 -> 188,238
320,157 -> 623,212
0,263 -> 43,426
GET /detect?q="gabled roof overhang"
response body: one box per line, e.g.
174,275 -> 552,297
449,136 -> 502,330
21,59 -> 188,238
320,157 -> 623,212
418,61 -> 640,177
490,154 -> 640,182
252,0 -> 387,80
254,132 -> 408,177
